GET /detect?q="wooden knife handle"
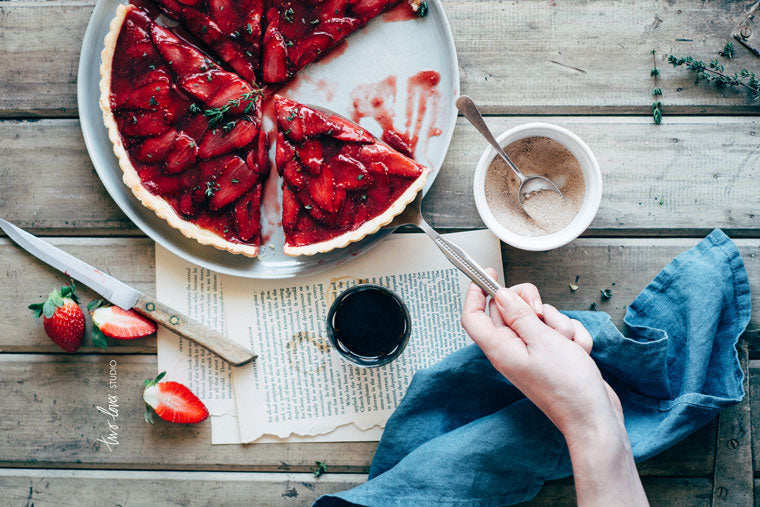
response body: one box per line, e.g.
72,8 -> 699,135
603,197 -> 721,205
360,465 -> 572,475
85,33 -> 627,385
134,294 -> 256,367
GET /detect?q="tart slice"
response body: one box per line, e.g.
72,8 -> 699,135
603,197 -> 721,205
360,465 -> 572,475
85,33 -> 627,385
261,0 -> 401,85
100,4 -> 269,257
274,96 -> 428,256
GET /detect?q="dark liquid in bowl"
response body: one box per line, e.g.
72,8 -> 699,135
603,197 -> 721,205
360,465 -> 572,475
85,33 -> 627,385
332,287 -> 408,360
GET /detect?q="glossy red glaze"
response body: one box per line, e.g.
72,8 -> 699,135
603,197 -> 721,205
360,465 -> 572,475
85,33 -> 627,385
110,6 -> 266,247
274,96 -> 424,247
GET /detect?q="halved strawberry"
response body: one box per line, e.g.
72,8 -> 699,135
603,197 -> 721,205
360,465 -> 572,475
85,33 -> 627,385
233,185 -> 262,241
333,153 -> 372,189
318,16 -> 360,40
178,186 -> 207,216
150,24 -> 208,76
113,82 -> 171,111
91,305 -> 157,339
296,187 -> 332,223
282,159 -> 306,189
289,32 -> 334,68
209,0 -> 240,32
358,143 -> 423,178
165,133 -> 198,173
282,184 -> 300,231
134,69 -> 171,90
135,129 -> 178,162
301,107 -> 341,137
246,125 -> 269,177
261,24 -> 288,83
296,138 -> 324,175
198,118 -> 258,159
207,76 -> 258,113
382,129 -> 414,158
318,0 -> 348,21
328,114 -> 374,143
143,372 -> 209,424
276,97 -> 305,141
307,163 -> 336,212
351,0 -> 391,20
121,110 -> 172,137
275,132 -> 296,169
208,156 -> 258,210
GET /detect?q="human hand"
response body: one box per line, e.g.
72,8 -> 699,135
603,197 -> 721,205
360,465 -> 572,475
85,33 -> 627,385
461,270 -> 648,506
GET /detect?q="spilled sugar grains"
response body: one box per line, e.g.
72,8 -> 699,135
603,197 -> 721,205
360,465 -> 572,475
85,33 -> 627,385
484,136 -> 585,237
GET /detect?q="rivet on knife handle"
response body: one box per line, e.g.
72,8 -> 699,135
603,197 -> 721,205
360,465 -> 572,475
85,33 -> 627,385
134,294 -> 256,367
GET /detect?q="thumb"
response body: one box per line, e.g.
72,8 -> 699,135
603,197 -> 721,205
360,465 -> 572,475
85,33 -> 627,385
494,288 -> 548,344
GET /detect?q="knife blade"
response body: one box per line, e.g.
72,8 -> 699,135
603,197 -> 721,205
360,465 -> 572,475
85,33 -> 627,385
1,218 -> 256,367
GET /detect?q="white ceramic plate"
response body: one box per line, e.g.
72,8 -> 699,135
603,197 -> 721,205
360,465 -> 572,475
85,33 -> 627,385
78,0 -> 459,278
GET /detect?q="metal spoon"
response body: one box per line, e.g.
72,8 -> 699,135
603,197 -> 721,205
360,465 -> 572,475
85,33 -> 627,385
455,95 -> 563,208
306,103 -> 503,299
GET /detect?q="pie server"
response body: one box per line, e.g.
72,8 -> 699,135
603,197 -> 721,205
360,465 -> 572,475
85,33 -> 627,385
0,218 -> 256,366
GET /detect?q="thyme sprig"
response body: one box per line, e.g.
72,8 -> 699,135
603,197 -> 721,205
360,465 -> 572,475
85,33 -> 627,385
650,50 -> 663,124
667,54 -> 760,101
203,88 -> 263,127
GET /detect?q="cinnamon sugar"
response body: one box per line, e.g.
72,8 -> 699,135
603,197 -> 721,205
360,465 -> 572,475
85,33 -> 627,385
484,136 -> 585,237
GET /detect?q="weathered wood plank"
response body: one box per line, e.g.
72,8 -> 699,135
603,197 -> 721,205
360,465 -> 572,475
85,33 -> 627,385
3,1 -> 760,116
3,237 -> 757,354
523,477 -> 713,507
0,469 -> 366,506
712,341 -> 753,506
2,117 -> 759,235
0,354 -> 716,474
0,470 -> 714,507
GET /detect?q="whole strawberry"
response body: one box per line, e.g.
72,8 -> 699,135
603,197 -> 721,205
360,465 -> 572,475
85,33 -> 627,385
29,283 -> 85,352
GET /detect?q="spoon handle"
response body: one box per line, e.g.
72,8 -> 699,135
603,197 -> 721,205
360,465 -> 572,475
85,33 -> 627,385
416,218 -> 502,299
455,96 -> 526,182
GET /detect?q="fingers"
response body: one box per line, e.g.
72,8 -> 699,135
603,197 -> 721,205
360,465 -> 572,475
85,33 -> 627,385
570,319 -> 593,354
461,278 -> 496,341
493,288 -> 548,343
541,304 -> 574,339
510,283 -> 544,317
489,298 -> 505,327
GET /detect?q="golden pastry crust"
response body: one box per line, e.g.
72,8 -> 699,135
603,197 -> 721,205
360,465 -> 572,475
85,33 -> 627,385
283,168 -> 428,256
99,4 -> 259,258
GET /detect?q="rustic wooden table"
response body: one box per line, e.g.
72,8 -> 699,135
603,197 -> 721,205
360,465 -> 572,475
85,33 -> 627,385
1,0 -> 759,505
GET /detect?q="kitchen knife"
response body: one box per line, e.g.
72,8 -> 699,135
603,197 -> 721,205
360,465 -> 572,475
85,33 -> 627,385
0,218 -> 256,367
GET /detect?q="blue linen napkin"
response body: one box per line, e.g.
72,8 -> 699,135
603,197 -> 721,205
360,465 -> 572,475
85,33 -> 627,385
315,230 -> 751,506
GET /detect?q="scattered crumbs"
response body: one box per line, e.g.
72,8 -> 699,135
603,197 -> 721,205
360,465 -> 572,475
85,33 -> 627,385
268,243 -> 275,250
314,460 -> 327,478
600,289 -> 612,301
611,281 -> 616,286
589,302 -> 598,311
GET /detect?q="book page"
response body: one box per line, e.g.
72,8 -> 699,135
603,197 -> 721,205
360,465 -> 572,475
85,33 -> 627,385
225,230 -> 503,443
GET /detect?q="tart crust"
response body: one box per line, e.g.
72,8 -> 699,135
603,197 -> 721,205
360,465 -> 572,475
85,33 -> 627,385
283,168 -> 428,257
99,4 -> 259,258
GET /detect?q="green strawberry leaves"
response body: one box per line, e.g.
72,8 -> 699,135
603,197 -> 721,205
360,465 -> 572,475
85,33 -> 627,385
91,326 -> 109,349
87,299 -> 107,312
29,280 -> 79,320
143,371 -> 167,425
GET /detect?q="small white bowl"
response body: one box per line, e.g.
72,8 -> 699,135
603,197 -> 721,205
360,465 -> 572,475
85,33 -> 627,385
473,123 -> 602,251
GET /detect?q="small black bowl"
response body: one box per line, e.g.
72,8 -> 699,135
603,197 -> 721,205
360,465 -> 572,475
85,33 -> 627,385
326,284 -> 411,367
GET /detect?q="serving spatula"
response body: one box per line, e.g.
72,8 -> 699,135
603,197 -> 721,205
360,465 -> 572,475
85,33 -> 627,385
0,218 -> 256,366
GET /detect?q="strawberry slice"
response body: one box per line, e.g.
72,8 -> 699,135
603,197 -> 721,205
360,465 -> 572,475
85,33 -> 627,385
275,97 -> 305,141
333,153 -> 372,190
198,118 -> 258,159
318,17 -> 360,40
207,77 -> 258,113
247,124 -> 270,178
301,107 -> 341,137
121,110 -> 172,137
208,156 -> 258,210
289,32 -> 334,68
382,129 -> 414,158
150,24 -> 208,76
282,159 -> 306,190
351,0 -> 392,20
134,70 -> 171,90
178,186 -> 207,216
282,184 -> 300,232
317,0 -> 348,21
91,305 -> 157,339
307,163 -> 336,212
143,372 -> 209,424
275,132 -> 296,169
296,187 -> 331,224
233,185 -> 262,241
135,129 -> 178,162
297,138 -> 324,175
328,114 -> 374,143
165,133 -> 199,174
113,82 -> 171,111
209,0 -> 240,32
262,13 -> 289,83
358,143 -> 424,178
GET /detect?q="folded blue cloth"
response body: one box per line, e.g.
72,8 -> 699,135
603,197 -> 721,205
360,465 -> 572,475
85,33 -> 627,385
315,230 -> 751,506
